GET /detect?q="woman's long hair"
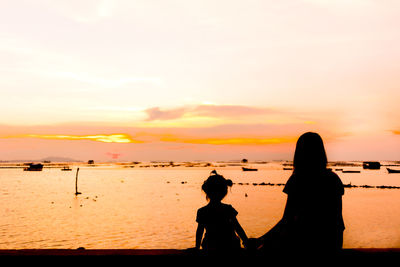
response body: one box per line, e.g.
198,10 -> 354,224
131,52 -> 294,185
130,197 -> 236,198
293,132 -> 327,174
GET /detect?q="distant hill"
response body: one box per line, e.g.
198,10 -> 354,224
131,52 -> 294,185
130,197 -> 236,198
0,156 -> 82,163
40,156 -> 82,162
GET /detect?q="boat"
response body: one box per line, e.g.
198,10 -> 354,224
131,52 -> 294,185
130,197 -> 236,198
362,161 -> 381,170
387,168 -> 400,173
61,166 -> 72,171
23,163 -> 43,171
242,167 -> 258,171
342,170 -> 361,173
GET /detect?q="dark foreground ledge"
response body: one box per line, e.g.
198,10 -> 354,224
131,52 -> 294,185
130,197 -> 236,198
0,248 -> 399,256
1,249 -> 400,265
0,248 -> 183,256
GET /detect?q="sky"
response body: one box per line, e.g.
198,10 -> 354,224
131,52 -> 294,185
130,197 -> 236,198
0,0 -> 399,161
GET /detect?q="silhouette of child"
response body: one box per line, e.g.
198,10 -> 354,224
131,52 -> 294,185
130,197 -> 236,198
195,170 -> 249,252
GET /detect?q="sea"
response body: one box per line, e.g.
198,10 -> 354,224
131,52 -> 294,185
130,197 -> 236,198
0,161 -> 400,249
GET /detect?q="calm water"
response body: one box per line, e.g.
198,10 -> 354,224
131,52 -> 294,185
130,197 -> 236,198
1,162 -> 400,249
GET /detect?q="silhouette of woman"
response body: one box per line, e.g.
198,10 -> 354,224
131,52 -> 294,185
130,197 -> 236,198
255,132 -> 345,252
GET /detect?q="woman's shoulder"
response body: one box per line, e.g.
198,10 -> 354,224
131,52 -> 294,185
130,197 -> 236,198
282,173 -> 297,194
326,169 -> 344,184
283,170 -> 344,195
326,169 -> 345,194
327,169 -> 340,177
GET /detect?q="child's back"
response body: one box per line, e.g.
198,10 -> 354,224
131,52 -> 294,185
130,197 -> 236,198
196,202 -> 241,250
195,171 -> 248,251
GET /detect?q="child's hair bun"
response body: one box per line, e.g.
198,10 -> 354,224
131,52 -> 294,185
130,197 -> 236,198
202,170 -> 233,198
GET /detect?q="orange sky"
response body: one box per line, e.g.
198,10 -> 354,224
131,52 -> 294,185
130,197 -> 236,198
0,1 -> 399,161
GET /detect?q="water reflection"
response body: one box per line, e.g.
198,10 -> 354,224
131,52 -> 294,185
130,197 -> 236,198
0,162 -> 399,249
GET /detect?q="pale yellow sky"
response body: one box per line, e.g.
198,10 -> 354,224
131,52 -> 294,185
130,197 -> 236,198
0,0 -> 399,161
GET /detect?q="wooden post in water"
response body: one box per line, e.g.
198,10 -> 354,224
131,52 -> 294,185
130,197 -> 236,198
75,167 -> 81,195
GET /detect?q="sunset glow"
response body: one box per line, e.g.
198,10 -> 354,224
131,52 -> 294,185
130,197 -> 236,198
2,132 -> 297,146
0,0 -> 399,161
159,136 -> 297,146
2,0 -> 400,256
21,134 -> 140,144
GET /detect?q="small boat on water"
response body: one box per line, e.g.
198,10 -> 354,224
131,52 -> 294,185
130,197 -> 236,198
24,163 -> 43,171
242,167 -> 258,171
363,161 -> 381,170
61,166 -> 72,171
387,168 -> 400,174
283,167 -> 293,170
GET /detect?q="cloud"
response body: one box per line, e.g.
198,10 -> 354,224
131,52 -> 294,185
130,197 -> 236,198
4,131 -> 297,146
14,134 -> 142,144
158,135 -> 297,146
144,107 -> 187,121
144,104 -> 273,121
37,0 -> 116,23
0,115 -> 341,148
194,104 -> 273,117
50,71 -> 163,88
106,152 -> 122,159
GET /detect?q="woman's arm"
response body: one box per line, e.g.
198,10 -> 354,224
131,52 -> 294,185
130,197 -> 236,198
281,194 -> 297,221
195,223 -> 205,249
258,194 -> 296,243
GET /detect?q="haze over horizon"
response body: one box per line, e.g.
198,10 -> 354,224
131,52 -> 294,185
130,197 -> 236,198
1,0 -> 399,161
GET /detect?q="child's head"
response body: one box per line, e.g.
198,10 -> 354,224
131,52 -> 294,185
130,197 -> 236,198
202,170 -> 233,202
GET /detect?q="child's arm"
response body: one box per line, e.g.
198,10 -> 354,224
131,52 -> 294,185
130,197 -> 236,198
195,223 -> 205,249
232,218 -> 249,247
